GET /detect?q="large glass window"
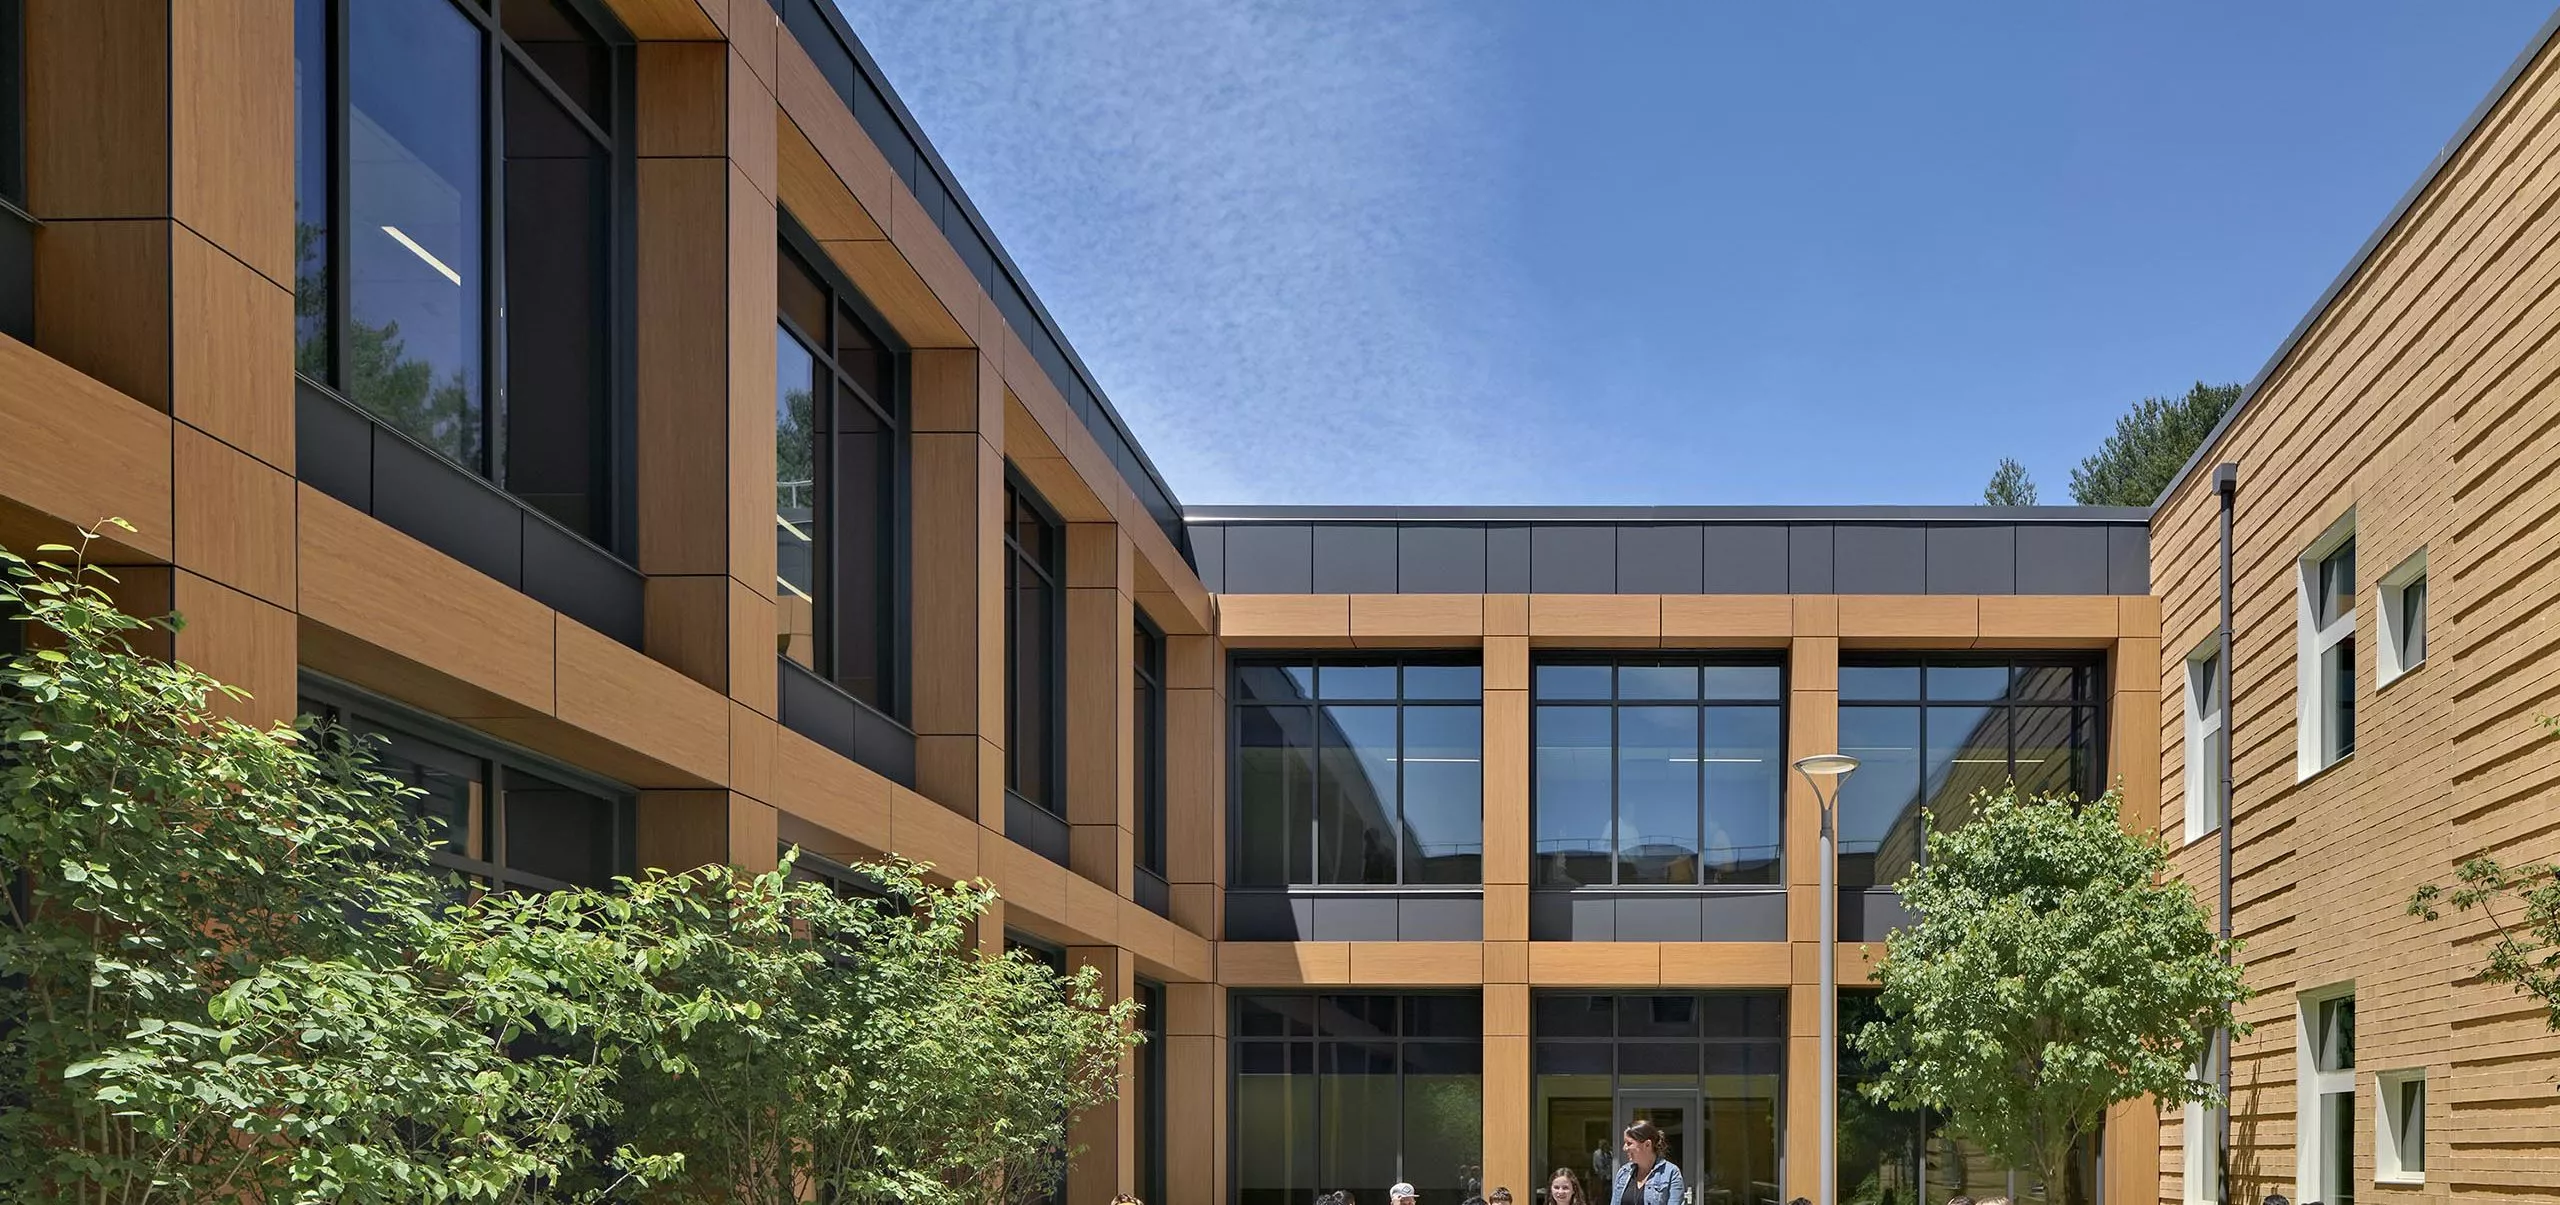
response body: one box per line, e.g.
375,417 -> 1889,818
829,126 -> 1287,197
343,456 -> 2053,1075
775,239 -> 904,714
294,0 -> 627,547
1137,980 -> 1168,1205
298,685 -> 633,892
1235,994 -> 1483,1205
1531,657 -> 1784,888
1005,476 -> 1063,813
1841,991 -> 2097,1205
1135,616 -> 1167,878
1233,658 -> 1484,887
2301,989 -> 2356,1205
1835,656 -> 2105,888
1532,992 -> 1782,1205
2297,521 -> 2357,775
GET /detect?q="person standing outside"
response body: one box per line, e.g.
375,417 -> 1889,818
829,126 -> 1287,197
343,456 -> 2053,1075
1548,1168 -> 1593,1205
1608,1120 -> 1686,1205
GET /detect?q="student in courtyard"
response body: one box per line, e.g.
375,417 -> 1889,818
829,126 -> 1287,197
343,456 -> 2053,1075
1608,1120 -> 1686,1205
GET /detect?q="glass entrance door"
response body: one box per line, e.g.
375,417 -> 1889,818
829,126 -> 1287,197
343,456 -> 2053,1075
1615,1092 -> 1699,1205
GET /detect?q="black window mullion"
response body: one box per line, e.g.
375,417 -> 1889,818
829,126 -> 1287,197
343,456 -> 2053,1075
481,23 -> 505,481
487,758 -> 508,874
1392,678 -> 1406,886
325,0 -> 350,393
1608,697 -> 1622,886
1694,700 -> 1708,887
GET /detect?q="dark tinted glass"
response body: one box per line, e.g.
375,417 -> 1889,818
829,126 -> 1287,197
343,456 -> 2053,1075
1535,994 -> 1614,1038
832,391 -> 893,707
775,326 -> 819,668
1532,1041 -> 1613,1074
1135,622 -> 1165,873
293,0 -> 329,379
349,0 -> 485,468
1535,663 -> 1612,700
834,301 -> 894,411
2012,706 -> 2093,801
1317,995 -> 1398,1038
2014,663 -> 2092,703
376,730 -> 488,863
2319,539 -> 2357,626
1402,995 -> 1481,1038
1836,706 -> 1921,888
779,248 -> 828,341
501,59 -> 609,539
2402,577 -> 2427,664
1619,995 -> 1700,1038
499,0 -> 609,126
1236,705 -> 1314,886
1839,665 -> 1921,701
1314,705 -> 1398,884
1922,704 -> 2005,832
1319,664 -> 1396,700
502,771 -> 618,888
1533,706 -> 1612,886
1402,704 -> 1482,884
1234,664 -> 1316,703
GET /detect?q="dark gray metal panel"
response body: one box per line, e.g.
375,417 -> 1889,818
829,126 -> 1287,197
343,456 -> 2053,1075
1191,524 -> 1225,593
372,428 -> 524,589
1488,526 -> 1531,592
1398,896 -> 1484,940
1614,896 -> 1704,941
1569,894 -> 1616,940
1836,888 -> 1914,942
296,385 -> 373,511
1699,891 -> 1788,941
1398,525 -> 1488,593
1223,524 -> 1313,593
1311,524 -> 1398,594
1927,523 -> 2018,594
1833,525 -> 1925,594
1189,504 -> 2155,523
1788,524 -> 1834,594
1701,525 -> 1791,593
1528,892 -> 1575,941
522,521 -> 645,649
1308,896 -> 1402,942
2109,525 -> 2152,594
2015,525 -> 2112,595
1617,526 -> 1705,594
1222,892 -> 1302,941
852,704 -> 917,788
1531,525 -> 1616,593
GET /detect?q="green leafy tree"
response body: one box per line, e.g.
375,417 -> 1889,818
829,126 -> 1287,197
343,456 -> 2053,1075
0,524 -> 683,1202
612,856 -> 1139,1205
1982,458 -> 2039,505
2067,382 -> 2242,505
1851,787 -> 2249,1204
2408,716 -> 2560,1034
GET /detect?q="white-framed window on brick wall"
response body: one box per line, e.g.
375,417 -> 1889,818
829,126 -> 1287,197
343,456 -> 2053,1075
2183,640 -> 2225,844
2183,1043 -> 2225,1205
2379,548 -> 2428,687
2296,513 -> 2357,778
2377,1067 -> 2425,1184
2297,985 -> 2357,1205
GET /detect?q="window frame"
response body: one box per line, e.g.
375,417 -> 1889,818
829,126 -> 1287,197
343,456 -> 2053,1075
774,216 -> 911,720
1134,611 -> 1168,877
2375,1067 -> 2425,1184
1833,653 -> 2108,888
1003,471 -> 1066,815
1229,991 -> 1485,1205
2296,983 -> 2358,1205
293,0 -> 639,558
298,674 -> 636,893
2378,548 -> 2427,688
1229,655 -> 1486,888
1528,653 -> 1788,890
2182,640 -> 2225,846
2182,1042 -> 2225,1204
2296,514 -> 2358,777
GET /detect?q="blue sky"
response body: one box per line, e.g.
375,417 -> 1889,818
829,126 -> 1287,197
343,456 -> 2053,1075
830,1 -> 2552,507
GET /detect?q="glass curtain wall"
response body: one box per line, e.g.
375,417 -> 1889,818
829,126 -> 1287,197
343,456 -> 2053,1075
1235,994 -> 1484,1205
1532,992 -> 1784,1205
294,0 -> 627,548
1531,658 -> 1785,887
1233,658 -> 1485,886
1841,992 -> 2100,1205
775,238 -> 903,713
1004,477 -> 1064,813
1834,657 -> 2104,888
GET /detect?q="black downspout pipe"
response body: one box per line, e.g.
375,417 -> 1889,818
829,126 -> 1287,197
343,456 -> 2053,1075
2214,462 -> 2239,1201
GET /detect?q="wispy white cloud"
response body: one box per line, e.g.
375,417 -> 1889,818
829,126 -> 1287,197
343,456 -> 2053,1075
831,0 -> 1539,504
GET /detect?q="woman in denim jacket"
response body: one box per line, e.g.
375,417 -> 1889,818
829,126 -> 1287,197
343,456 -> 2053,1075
1606,1120 -> 1686,1205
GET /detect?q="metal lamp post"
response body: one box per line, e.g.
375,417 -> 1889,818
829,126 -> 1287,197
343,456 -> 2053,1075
1793,752 -> 1859,1205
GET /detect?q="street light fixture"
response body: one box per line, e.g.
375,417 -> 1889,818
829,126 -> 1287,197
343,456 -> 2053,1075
1794,752 -> 1859,1205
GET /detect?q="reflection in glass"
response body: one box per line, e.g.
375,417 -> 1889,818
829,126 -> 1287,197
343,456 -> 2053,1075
1236,995 -> 1481,1205
1616,706 -> 1699,884
1535,663 -> 1611,700
1838,707 -> 1921,887
1840,992 -> 1923,1205
2011,706 -> 2088,800
831,379 -> 893,706
1237,1045 -> 1317,1205
1703,705 -> 1782,883
1005,482 -> 1059,808
1924,705 -> 2005,833
1316,705 -> 1399,885
1533,992 -> 1783,1205
293,0 -> 329,377
500,56 -> 609,538
1237,707 -> 1315,886
1535,707 -> 1612,886
775,326 -> 819,669
349,0 -> 484,466
1404,705 -> 1483,883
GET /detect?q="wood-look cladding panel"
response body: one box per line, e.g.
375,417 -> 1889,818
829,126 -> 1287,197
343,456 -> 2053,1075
296,486 -> 554,714
171,571 -> 296,730
170,227 -> 292,467
0,335 -> 174,559
635,158 -> 731,576
172,423 -> 293,607
26,0 -> 168,219
2147,32 -> 2560,1202
35,220 -> 171,411
170,0 -> 292,286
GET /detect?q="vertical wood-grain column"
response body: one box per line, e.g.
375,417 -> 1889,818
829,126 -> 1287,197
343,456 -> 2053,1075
1166,980 -> 1229,1205
1067,523 -> 1134,890
1484,602 -> 1533,1203
1067,945 -> 1137,1205
1166,633 -> 1224,936
1785,608 -> 1840,1204
2105,625 -> 2164,1205
27,2 -> 299,727
630,30 -> 780,869
911,350 -> 1007,828
1485,980 -> 1531,1205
